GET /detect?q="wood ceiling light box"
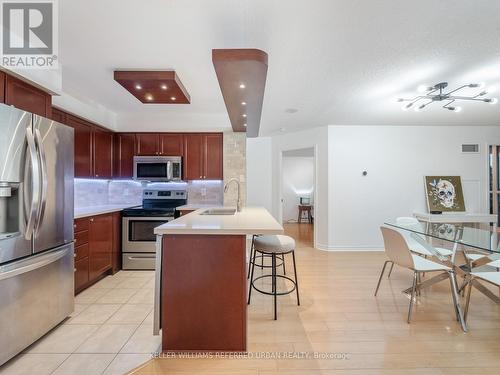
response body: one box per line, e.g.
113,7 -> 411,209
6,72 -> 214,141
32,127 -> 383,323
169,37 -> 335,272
212,49 -> 268,136
113,70 -> 190,104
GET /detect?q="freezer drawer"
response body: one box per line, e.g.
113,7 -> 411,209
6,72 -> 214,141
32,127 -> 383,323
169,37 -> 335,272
122,252 -> 155,270
0,243 -> 74,366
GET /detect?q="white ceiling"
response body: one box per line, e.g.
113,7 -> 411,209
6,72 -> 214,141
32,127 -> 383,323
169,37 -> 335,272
60,0 -> 500,135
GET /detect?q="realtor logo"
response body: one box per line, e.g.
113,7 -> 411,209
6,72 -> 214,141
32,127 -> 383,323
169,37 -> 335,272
1,0 -> 58,69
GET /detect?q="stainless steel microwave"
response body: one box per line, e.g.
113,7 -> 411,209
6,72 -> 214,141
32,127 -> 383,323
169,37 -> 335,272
133,156 -> 182,181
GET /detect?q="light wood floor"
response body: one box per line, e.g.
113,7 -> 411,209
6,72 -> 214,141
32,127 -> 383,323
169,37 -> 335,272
131,223 -> 500,375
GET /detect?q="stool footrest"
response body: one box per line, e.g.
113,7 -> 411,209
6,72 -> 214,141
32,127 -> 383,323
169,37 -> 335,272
250,274 -> 297,296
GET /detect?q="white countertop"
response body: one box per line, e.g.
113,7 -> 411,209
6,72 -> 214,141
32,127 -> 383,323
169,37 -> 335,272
74,204 -> 138,219
154,206 -> 284,235
175,204 -> 222,211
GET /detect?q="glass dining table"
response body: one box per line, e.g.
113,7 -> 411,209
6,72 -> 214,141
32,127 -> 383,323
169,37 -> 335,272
384,220 -> 500,332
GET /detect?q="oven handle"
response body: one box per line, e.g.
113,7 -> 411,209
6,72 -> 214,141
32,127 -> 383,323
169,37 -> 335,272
125,255 -> 156,259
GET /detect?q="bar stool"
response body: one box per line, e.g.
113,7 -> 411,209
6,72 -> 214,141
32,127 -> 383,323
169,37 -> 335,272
248,235 -> 300,320
247,235 -> 286,279
297,205 -> 313,224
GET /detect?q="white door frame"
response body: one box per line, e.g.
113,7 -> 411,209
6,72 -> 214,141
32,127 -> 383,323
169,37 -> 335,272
278,145 -> 319,249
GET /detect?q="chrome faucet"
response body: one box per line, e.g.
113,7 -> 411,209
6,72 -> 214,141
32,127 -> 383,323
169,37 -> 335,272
224,178 -> 242,212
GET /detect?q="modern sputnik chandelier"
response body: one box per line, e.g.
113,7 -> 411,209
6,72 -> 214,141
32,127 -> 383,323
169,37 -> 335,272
397,82 -> 497,112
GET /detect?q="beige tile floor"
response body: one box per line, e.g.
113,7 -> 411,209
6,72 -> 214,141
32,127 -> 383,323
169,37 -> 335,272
0,270 -> 160,375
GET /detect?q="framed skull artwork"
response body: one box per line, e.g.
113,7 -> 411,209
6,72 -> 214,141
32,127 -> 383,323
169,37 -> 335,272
424,176 -> 466,213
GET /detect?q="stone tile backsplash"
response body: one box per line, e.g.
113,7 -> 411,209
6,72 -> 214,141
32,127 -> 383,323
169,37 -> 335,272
74,179 -> 223,208
223,132 -> 246,207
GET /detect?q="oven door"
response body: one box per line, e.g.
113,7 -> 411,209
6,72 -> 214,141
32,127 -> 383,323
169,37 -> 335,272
122,216 -> 172,253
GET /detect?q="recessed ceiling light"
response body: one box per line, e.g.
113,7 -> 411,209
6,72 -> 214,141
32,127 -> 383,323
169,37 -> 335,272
145,94 -> 154,101
135,84 -> 142,90
160,84 -> 168,90
242,114 -> 247,118
170,96 -> 176,101
241,101 -> 247,106
239,83 -> 246,89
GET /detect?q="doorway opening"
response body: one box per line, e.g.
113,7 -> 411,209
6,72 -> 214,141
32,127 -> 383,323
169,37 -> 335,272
280,147 -> 315,248
488,145 -> 500,225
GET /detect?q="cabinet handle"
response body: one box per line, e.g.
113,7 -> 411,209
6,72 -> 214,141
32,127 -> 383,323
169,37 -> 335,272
95,174 -> 99,177
74,253 -> 77,258
74,268 -> 77,272
90,218 -> 94,222
73,224 -> 77,229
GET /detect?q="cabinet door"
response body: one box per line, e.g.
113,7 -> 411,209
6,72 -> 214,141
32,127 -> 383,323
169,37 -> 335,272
88,214 -> 113,280
66,115 -> 93,178
93,127 -> 113,179
111,212 -> 121,274
0,71 -> 5,103
51,107 -> 66,124
203,133 -> 223,179
4,74 -> 51,117
114,133 -> 136,178
183,134 -> 203,180
136,133 -> 159,155
160,133 -> 183,156
74,257 -> 89,292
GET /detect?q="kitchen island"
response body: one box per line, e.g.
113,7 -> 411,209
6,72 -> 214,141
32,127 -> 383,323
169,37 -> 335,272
153,207 -> 283,352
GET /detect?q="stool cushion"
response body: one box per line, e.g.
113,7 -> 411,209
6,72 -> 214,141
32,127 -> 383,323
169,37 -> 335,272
254,235 -> 295,253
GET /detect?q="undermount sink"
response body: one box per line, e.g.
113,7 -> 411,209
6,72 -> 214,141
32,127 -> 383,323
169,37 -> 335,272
200,208 -> 237,215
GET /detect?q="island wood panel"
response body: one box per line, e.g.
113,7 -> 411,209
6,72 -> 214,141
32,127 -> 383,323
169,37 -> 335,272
162,234 -> 247,352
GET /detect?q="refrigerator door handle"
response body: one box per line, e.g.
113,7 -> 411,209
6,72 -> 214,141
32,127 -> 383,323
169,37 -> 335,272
34,128 -> 48,233
0,247 -> 68,281
24,127 -> 40,240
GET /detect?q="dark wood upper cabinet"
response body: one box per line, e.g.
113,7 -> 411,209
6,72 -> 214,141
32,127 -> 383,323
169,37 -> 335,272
136,133 -> 160,155
160,133 -> 183,156
66,114 -> 93,178
88,214 -> 113,281
4,74 -> 52,117
0,71 -> 5,103
51,107 -> 66,124
93,127 -> 113,179
114,133 -> 136,178
184,134 -> 204,180
204,133 -> 223,179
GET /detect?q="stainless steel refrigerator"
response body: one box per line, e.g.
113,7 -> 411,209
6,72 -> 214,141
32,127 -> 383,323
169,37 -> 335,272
0,104 -> 74,365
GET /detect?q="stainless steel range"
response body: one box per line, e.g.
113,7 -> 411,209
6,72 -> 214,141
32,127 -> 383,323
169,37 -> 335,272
122,189 -> 187,270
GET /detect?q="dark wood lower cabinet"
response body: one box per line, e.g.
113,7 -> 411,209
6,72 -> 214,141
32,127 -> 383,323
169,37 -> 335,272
88,214 -> 113,280
74,212 -> 117,294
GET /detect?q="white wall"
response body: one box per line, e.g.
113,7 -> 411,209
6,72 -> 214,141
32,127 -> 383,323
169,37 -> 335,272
247,124 -> 500,251
282,156 -> 314,222
271,126 -> 329,250
327,125 -> 500,250
246,137 -> 273,213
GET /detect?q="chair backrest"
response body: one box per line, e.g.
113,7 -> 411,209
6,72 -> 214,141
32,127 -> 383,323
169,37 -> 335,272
380,226 -> 415,269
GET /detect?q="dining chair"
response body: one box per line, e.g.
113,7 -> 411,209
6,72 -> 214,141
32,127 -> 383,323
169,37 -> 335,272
464,269 -> 500,322
376,226 -> 465,326
385,217 -> 453,278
